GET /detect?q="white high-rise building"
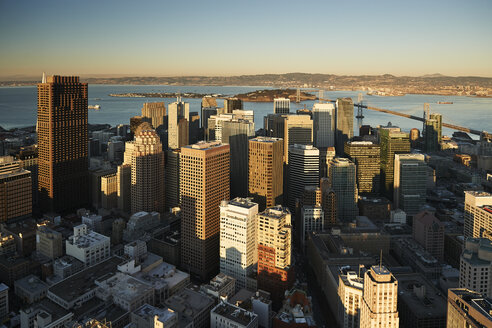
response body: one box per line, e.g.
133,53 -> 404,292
359,266 -> 399,328
459,238 -> 492,297
300,205 -> 324,248
168,100 -> 190,149
273,98 -> 290,114
338,271 -> 363,328
464,191 -> 492,240
312,103 -> 335,148
219,198 -> 259,291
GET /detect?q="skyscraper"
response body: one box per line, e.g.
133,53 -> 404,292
283,115 -> 313,164
165,149 -> 181,210
394,154 -> 427,215
37,75 -> 89,213
335,98 -> 354,155
413,211 -> 444,261
224,97 -> 243,113
338,270 -> 364,328
273,98 -> 290,114
359,266 -> 399,328
141,102 -> 166,129
447,289 -> 492,328
168,100 -> 190,149
380,127 -> 410,199
287,144 -> 319,213
201,96 -> 218,129
312,103 -> 335,148
248,137 -> 284,211
344,141 -> 381,194
131,126 -> 165,214
327,158 -> 358,222
463,191 -> 492,240
257,206 -> 294,306
321,177 -> 337,227
222,119 -> 255,198
0,156 -> 32,223
219,198 -> 259,291
180,141 -> 230,281
424,113 -> 442,153
459,238 -> 492,298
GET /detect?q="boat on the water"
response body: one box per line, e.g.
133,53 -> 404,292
88,104 -> 101,110
437,101 -> 453,104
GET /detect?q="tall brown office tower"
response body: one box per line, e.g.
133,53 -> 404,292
141,102 -> 166,129
131,124 -> 165,214
180,141 -> 230,281
248,137 -> 284,211
37,75 -> 89,213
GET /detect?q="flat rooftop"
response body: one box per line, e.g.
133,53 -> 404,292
48,257 -> 122,304
15,274 -> 49,292
165,288 -> 214,318
134,303 -> 176,322
250,137 -> 283,143
212,302 -> 257,326
228,198 -> 258,209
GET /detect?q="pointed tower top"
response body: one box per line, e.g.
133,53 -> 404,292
42,72 -> 46,83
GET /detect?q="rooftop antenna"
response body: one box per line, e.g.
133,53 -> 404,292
379,249 -> 383,270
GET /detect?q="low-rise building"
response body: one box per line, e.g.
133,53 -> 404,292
273,289 -> 316,328
0,283 -> 8,322
131,303 -> 178,328
123,211 -> 161,242
66,224 -> 110,266
211,301 -> 258,328
164,288 -> 214,328
15,274 -> 49,304
36,225 -> 63,260
95,272 -> 154,312
0,231 -> 16,256
459,238 -> 492,298
201,273 -> 236,301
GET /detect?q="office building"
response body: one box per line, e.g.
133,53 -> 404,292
211,301 -> 258,328
273,98 -> 290,114
257,206 -> 294,306
142,101 -> 166,129
410,128 -> 420,148
380,126 -> 410,199
327,158 -> 358,222
0,232 -> 15,257
165,149 -> 181,210
168,100 -> 190,149
117,164 -> 131,214
424,113 -> 442,153
201,96 -> 218,129
273,289 -> 316,328
66,224 -> 110,266
300,205 -> 324,248
16,148 -> 39,210
338,270 -> 363,328
464,191 -> 492,240
344,141 -> 381,194
283,115 -> 313,163
459,238 -> 492,297
189,111 -> 201,144
319,146 -> 336,177
359,266 -> 399,328
36,225 -> 63,260
100,172 -> 118,210
37,75 -> 89,213
180,141 -> 230,281
312,103 -> 335,148
207,113 -> 234,141
248,137 -> 284,211
224,97 -> 243,113
165,288 -> 215,328
287,144 -> 319,213
335,98 -> 354,156
447,288 -> 492,328
413,211 -> 444,260
131,304 -> 178,328
394,154 -> 427,215
0,283 -> 8,322
111,218 -> 125,245
0,156 -> 32,222
220,198 -> 259,291
123,211 -> 161,242
222,119 -> 255,198
14,274 -> 49,304
131,127 -> 165,214
321,178 -> 337,227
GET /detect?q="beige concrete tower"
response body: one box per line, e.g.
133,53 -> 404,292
168,101 -> 190,149
180,141 -> 230,281
141,102 -> 166,129
360,266 -> 399,328
283,115 -> 313,164
131,126 -> 165,214
248,137 -> 284,211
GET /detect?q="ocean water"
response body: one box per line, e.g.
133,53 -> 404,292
1,84 -> 491,138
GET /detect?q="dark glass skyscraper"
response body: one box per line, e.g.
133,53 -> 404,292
335,98 -> 354,155
37,75 -> 89,213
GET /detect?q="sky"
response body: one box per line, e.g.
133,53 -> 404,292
0,0 -> 491,78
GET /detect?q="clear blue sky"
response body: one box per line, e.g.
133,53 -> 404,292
1,0 -> 491,77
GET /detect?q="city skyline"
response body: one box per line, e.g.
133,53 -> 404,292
1,0 -> 491,78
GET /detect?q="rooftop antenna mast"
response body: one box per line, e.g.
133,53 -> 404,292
379,249 -> 383,270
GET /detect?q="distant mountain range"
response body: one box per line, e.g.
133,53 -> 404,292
2,73 -> 491,96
